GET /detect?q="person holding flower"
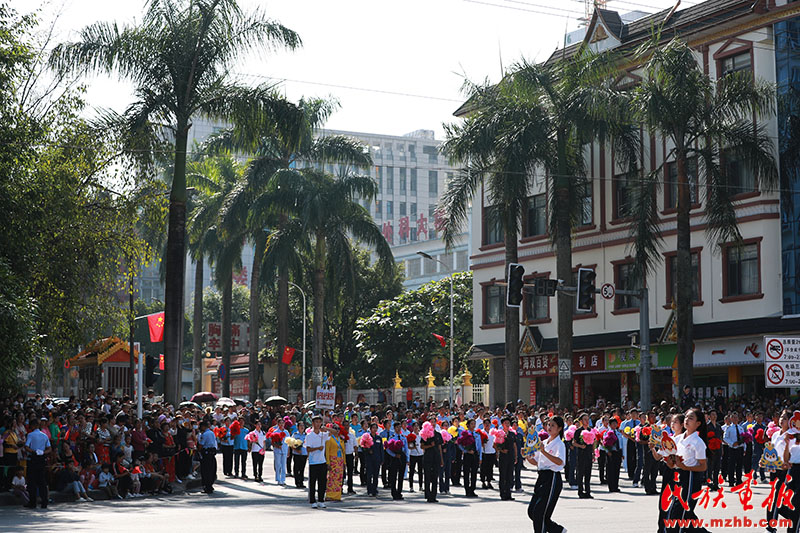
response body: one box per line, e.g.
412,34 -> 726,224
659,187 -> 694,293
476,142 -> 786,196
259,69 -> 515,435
407,421 -> 424,492
604,417 -> 623,493
420,421 -> 443,503
496,417 -> 517,501
291,421 -> 307,488
303,415 -> 337,509
385,420 -> 409,500
324,423 -> 346,501
458,418 -> 482,498
247,420 -> 266,482
573,412 -> 594,499
668,408 -> 710,533
363,422 -> 383,497
526,416 -> 567,533
268,418 -> 288,486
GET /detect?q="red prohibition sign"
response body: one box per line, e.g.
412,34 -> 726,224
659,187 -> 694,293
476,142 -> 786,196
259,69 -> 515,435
767,364 -> 784,385
767,339 -> 784,360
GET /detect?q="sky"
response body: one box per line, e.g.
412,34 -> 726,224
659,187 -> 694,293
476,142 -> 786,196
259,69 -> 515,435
17,0 -> 696,139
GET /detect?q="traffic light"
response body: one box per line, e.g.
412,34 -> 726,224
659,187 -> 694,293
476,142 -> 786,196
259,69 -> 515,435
576,267 -> 596,312
507,263 -> 525,307
145,355 -> 157,387
534,278 -> 558,297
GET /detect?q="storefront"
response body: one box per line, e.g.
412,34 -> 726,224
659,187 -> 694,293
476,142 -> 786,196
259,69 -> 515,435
519,353 -> 557,405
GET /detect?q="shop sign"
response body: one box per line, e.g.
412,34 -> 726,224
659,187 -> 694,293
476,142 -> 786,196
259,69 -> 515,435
572,350 -> 604,374
606,347 -> 641,371
694,337 -> 765,367
520,354 -> 557,377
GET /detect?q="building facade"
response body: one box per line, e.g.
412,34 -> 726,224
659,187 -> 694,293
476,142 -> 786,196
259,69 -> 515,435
469,0 -> 800,407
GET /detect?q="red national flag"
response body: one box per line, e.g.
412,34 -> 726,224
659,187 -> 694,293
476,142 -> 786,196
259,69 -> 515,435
433,333 -> 447,348
158,354 -> 164,370
147,312 -> 165,343
282,346 -> 296,365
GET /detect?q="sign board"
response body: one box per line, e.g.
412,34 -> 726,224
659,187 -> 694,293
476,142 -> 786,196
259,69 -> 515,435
764,336 -> 800,388
600,283 -> 615,300
529,379 -> 537,405
573,350 -> 605,374
559,359 -> 571,379
606,347 -> 641,371
520,354 -> 558,377
206,322 -> 251,353
316,386 -> 336,410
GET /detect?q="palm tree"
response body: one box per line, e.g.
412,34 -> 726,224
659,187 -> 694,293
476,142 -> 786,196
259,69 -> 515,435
440,49 -> 636,405
187,155 -> 247,397
50,0 -> 301,405
263,168 -> 394,392
629,38 -> 777,392
206,97 -> 374,399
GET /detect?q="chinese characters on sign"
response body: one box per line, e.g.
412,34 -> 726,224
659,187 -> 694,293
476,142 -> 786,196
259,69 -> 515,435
572,350 -> 605,374
764,336 -> 800,387
206,322 -> 251,354
519,354 -> 557,377
316,386 -> 336,410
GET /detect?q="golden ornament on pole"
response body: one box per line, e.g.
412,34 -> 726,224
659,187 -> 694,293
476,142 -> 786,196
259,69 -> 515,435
393,370 -> 402,389
426,368 -> 436,388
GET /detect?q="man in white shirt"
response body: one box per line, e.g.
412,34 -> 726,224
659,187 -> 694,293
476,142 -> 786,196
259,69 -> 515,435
343,419 -> 357,495
723,412 -> 744,487
303,415 -> 336,508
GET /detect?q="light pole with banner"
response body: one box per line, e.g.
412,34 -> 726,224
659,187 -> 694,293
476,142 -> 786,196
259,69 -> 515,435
288,281 -> 307,402
417,251 -> 454,409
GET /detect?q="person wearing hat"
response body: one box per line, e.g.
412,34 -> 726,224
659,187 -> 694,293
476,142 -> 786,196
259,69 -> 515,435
23,418 -> 52,508
197,421 -> 218,494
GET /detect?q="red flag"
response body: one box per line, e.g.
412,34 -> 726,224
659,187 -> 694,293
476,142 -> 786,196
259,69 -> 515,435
282,346 -> 296,365
158,354 -> 164,370
147,312 -> 165,343
433,333 -> 447,347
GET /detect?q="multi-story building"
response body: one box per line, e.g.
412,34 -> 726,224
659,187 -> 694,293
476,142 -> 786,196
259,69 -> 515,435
308,128 -> 469,289
468,0 -> 800,407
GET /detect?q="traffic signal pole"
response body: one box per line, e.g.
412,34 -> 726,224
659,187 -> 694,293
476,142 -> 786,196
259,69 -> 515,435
615,286 -> 651,411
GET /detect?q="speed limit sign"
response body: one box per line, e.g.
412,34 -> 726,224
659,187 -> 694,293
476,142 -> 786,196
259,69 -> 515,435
600,283 -> 615,300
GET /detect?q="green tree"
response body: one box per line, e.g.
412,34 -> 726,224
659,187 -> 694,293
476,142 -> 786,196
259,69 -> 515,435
354,272 -> 485,388
629,38 -> 777,392
440,49 -> 635,405
50,0 -> 302,405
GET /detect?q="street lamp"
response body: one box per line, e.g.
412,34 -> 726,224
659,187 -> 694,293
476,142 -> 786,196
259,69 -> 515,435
417,251 -> 455,410
287,281 -> 307,402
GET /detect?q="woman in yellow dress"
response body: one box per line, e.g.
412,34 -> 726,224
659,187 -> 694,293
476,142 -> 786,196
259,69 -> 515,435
325,429 -> 345,501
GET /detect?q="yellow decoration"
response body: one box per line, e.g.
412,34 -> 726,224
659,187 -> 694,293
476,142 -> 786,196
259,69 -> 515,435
393,370 -> 402,389
462,368 -> 473,387
425,368 -> 436,388
448,426 -> 458,437
272,376 -> 277,389
348,372 -> 356,388
459,421 -> 468,429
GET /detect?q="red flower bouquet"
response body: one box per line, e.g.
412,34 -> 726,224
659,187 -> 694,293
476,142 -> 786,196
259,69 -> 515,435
476,429 -> 488,444
602,429 -> 618,448
755,428 -> 767,445
385,438 -> 404,454
456,431 -> 475,448
229,420 -> 241,437
406,433 -> 417,443
268,430 -> 285,446
213,427 -> 227,439
359,433 -> 374,448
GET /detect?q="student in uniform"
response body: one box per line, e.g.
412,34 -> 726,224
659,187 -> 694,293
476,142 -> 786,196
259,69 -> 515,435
497,417 -> 517,501
303,414 -> 337,509
460,418 -> 482,498
605,417 -> 623,493
386,420 -> 409,501
421,422 -> 443,503
766,410 -> 790,533
573,413 -> 593,499
480,419 -> 496,490
667,408 -> 711,533
526,416 -> 567,533
653,413 -> 684,533
782,425 -> 800,533
364,423 -> 383,497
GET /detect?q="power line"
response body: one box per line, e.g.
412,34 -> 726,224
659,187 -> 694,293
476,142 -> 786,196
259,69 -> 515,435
461,0 -> 578,18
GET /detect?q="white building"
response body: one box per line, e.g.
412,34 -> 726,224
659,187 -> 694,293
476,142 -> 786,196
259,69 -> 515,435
467,0 -> 800,407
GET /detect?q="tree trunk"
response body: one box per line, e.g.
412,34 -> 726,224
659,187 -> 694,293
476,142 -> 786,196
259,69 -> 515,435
164,120 -> 190,406
503,214 -> 519,406
192,256 -> 204,393
312,234 -> 327,389
129,277 -> 136,399
221,271 -> 232,398
277,265 -> 289,398
555,133 -> 574,409
675,149 -> 694,395
249,234 -> 265,403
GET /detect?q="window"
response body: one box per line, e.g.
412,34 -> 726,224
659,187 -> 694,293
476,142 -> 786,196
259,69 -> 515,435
723,149 -> 757,196
524,278 -> 549,321
410,169 -> 417,193
615,262 -> 640,310
725,243 -> 759,297
411,202 -> 417,216
439,253 -> 453,271
456,250 -> 468,271
614,171 -> 639,219
375,200 -> 382,219
410,227 -> 417,241
423,256 -> 437,276
578,180 -> 592,226
400,202 -> 406,216
525,193 -> 547,237
429,205 -> 437,239
399,168 -> 407,193
484,285 -> 506,325
484,205 -> 503,245
423,145 -> 438,163
407,258 -> 421,278
385,167 -> 393,193
720,52 -> 752,77
666,252 -> 700,304
386,201 -> 393,218
429,170 -> 439,196
665,158 -> 699,209
409,144 -> 416,161
376,166 -> 382,191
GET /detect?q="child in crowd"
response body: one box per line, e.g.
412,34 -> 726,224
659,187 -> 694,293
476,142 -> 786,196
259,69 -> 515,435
63,463 -> 94,502
98,463 -> 120,500
130,460 -> 142,497
80,459 -> 97,491
10,466 -> 29,505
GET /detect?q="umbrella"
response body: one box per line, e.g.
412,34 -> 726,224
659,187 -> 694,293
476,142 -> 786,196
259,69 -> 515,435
233,398 -> 247,406
180,401 -> 201,409
216,397 -> 236,407
303,400 -> 316,409
264,395 -> 288,407
190,391 -> 218,403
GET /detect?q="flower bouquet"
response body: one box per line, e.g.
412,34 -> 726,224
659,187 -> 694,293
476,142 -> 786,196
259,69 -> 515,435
440,429 -> 452,443
229,420 -> 241,437
767,422 -> 780,438
420,422 -> 435,442
385,438 -> 404,454
755,428 -> 768,445
268,430 -> 286,446
407,433 -> 417,444
564,425 -> 577,442
538,430 -> 549,442
456,431 -> 475,449
213,427 -> 227,439
476,429 -> 488,444
580,428 -> 596,445
602,429 -> 618,448
741,429 -> 754,445
359,433 -> 374,448
447,426 -> 458,438
490,428 -> 506,445
245,431 -> 259,443
707,431 -> 722,451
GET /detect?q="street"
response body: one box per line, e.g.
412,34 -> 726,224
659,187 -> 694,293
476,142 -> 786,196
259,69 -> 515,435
0,456 -> 780,532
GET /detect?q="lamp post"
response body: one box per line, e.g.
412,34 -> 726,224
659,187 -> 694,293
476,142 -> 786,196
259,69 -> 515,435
288,281 -> 307,402
417,251 -> 454,409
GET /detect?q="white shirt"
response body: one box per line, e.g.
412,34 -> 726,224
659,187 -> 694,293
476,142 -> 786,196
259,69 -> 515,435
409,432 -> 424,457
304,430 -> 330,465
787,439 -> 800,464
536,436 -> 566,472
344,429 -> 356,455
249,430 -> 266,454
483,433 -> 496,454
773,429 -> 789,458
676,431 -> 706,467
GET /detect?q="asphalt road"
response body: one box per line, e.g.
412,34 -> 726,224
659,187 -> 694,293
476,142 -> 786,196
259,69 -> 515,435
0,455 -> 782,532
